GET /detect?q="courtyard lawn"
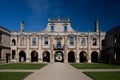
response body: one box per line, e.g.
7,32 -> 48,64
0,63 -> 47,69
0,72 -> 32,80
71,63 -> 120,69
84,72 -> 120,80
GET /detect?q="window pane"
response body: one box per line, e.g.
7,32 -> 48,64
93,38 -> 97,46
64,26 -> 67,32
44,37 -> 48,46
32,38 -> 36,46
70,37 -> 74,45
51,26 -> 54,31
81,38 -> 86,46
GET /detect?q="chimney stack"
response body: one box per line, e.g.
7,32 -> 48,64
20,21 -> 24,32
94,20 -> 99,32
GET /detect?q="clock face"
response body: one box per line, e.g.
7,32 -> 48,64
55,52 -> 63,62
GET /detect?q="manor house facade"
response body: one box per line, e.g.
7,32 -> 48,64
10,17 -> 105,63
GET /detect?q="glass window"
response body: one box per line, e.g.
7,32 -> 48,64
64,26 -> 67,32
57,42 -> 61,48
44,37 -> 48,46
32,38 -> 36,46
70,37 -> 74,46
51,26 -> 54,32
81,38 -> 86,46
20,38 -> 25,46
93,38 -> 97,46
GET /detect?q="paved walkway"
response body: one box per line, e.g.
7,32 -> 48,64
23,63 -> 92,80
1,63 -> 120,80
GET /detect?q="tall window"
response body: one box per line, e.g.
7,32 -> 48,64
64,26 -> 67,32
44,37 -> 48,46
81,38 -> 86,46
32,38 -> 36,46
20,38 -> 25,46
69,37 -> 74,46
12,39 -> 16,46
93,38 -> 97,46
51,26 -> 54,32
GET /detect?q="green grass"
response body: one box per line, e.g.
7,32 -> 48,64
0,63 -> 47,69
84,72 -> 120,80
0,72 -> 32,80
71,63 -> 120,69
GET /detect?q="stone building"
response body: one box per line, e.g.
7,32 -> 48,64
0,26 -> 11,63
105,25 -> 120,64
10,17 -> 105,63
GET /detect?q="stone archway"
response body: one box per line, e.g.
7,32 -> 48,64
68,51 -> 75,63
19,51 -> 26,62
43,51 -> 50,62
91,51 -> 98,63
31,51 -> 38,62
55,51 -> 64,62
80,51 -> 87,63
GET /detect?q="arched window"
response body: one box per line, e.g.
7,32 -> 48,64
12,39 -> 16,46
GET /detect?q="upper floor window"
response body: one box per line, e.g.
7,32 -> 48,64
64,26 -> 67,32
32,38 -> 36,46
93,38 -> 97,46
44,37 -> 48,46
81,38 -> 86,46
57,42 -> 61,48
12,39 -> 16,46
51,26 -> 54,32
69,37 -> 74,46
20,38 -> 25,46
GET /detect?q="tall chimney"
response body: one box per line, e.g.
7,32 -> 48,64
20,21 -> 24,32
94,20 -> 99,32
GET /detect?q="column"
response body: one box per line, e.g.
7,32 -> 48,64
88,33 -> 91,63
38,35 -> 42,63
76,32 -> 79,63
26,35 -> 30,62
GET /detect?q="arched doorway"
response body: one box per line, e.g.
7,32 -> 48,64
19,51 -> 26,62
43,51 -> 50,62
80,51 -> 87,63
31,51 -> 38,62
55,51 -> 64,62
68,51 -> 75,63
91,51 -> 98,63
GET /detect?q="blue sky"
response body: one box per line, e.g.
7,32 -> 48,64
0,0 -> 120,32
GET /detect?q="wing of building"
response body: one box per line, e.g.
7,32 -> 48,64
1,17 -> 106,63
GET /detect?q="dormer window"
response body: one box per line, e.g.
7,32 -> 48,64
64,26 -> 67,32
51,26 -> 54,32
